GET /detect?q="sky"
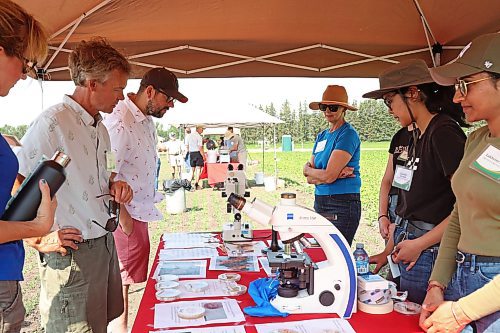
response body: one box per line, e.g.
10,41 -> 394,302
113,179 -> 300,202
0,76 -> 380,127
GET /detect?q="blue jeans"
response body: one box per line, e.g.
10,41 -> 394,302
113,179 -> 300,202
394,226 -> 438,305
314,193 -> 361,246
444,254 -> 500,333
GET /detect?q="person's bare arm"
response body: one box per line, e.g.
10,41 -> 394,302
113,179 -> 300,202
303,149 -> 352,185
378,154 -> 395,239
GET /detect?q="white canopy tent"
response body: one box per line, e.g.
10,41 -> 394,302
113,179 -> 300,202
164,106 -> 283,181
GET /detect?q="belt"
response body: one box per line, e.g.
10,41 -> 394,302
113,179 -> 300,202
456,252 -> 500,264
75,233 -> 108,244
395,215 -> 435,238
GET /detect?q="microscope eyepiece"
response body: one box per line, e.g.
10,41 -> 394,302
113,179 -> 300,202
228,193 -> 246,211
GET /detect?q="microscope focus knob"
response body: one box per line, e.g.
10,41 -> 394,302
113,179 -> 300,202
319,291 -> 335,306
244,191 -> 250,197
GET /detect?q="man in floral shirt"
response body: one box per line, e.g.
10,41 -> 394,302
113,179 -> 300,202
103,68 -> 187,333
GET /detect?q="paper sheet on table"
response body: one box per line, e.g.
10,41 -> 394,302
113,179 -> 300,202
176,279 -> 244,299
209,256 -> 260,272
154,299 -> 245,329
159,248 -> 218,260
153,260 -> 207,279
255,318 -> 355,333
162,232 -> 220,249
151,325 -> 246,333
258,257 -> 274,277
223,241 -> 267,257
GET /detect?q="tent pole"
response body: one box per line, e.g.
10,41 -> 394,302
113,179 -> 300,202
273,125 -> 277,186
262,125 -> 265,173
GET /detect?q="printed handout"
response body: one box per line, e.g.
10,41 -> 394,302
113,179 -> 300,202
209,256 -> 260,272
154,260 -> 207,279
159,248 -> 218,261
255,318 -> 355,333
150,325 -> 246,333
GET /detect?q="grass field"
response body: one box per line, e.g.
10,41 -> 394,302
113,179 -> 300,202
246,140 -> 390,150
19,143 -> 389,332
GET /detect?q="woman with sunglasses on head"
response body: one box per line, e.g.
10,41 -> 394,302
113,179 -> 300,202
0,0 -> 57,331
363,59 -> 467,305
303,85 -> 361,246
420,33 -> 500,333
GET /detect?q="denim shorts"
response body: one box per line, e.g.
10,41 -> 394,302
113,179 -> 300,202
444,254 -> 500,333
314,193 -> 361,246
394,226 -> 438,304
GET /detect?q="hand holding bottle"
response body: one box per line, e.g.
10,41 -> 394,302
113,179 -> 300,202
31,179 -> 57,236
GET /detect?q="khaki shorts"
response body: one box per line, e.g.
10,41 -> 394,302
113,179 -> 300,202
0,281 -> 25,333
38,232 -> 123,333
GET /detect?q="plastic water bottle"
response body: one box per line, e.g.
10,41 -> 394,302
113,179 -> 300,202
2,151 -> 70,221
353,243 -> 370,275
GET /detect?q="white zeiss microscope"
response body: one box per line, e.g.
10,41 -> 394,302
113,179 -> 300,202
228,192 -> 357,318
221,164 -> 252,242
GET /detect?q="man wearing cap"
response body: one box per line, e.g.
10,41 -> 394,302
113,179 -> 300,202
165,132 -> 184,179
103,67 -> 188,333
226,127 -> 248,169
186,125 -> 205,190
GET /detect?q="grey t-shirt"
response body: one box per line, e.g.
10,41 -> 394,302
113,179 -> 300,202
231,134 -> 246,154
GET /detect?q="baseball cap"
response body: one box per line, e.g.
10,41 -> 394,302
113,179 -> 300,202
140,68 -> 188,103
363,59 -> 434,99
429,33 -> 500,86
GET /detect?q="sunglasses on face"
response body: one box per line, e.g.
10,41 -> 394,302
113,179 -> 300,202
93,195 -> 120,232
318,103 -> 342,112
454,77 -> 492,97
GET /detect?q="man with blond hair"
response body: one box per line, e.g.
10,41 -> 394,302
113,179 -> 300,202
16,37 -> 133,333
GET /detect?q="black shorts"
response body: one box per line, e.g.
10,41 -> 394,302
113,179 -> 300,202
189,151 -> 204,167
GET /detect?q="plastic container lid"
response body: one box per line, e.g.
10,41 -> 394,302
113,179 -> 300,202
157,274 -> 179,282
155,281 -> 180,291
393,301 -> 422,315
184,281 -> 209,293
155,289 -> 181,302
226,283 -> 247,296
177,306 -> 206,320
218,273 -> 241,283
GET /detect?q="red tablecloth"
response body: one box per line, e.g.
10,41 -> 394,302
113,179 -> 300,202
132,231 -> 424,332
206,163 -> 240,186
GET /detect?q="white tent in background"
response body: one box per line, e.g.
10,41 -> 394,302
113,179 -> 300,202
163,106 -> 283,182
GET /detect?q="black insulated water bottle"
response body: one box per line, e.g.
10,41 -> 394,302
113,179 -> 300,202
2,151 -> 71,221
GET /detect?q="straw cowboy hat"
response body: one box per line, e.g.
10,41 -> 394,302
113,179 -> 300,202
309,85 -> 357,111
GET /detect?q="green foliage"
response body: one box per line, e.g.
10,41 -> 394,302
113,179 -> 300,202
0,124 -> 28,139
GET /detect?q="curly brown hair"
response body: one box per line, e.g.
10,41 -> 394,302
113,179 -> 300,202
0,0 -> 48,64
68,37 -> 131,86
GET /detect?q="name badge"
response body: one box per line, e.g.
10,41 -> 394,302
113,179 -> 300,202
105,151 -> 116,171
392,165 -> 414,191
470,144 -> 500,183
314,140 -> 327,154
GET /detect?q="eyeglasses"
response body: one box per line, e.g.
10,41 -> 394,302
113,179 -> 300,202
318,104 -> 342,112
156,89 -> 175,104
454,77 -> 492,97
92,194 -> 120,232
21,57 -> 37,76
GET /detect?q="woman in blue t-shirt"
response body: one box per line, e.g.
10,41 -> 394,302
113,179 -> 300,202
303,85 -> 361,246
0,1 -> 56,331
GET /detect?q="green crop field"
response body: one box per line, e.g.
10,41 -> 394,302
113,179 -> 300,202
20,143 -> 390,331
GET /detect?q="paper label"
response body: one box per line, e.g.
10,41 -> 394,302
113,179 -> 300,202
392,165 -> 414,191
314,140 -> 327,153
470,144 -> 500,183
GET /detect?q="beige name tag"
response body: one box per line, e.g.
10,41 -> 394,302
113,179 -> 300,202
470,144 -> 500,183
106,151 -> 116,171
392,165 -> 414,191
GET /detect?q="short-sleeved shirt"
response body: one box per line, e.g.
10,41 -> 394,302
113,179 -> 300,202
187,132 -> 202,152
0,136 -> 24,280
16,95 -> 111,240
396,114 -> 466,225
103,97 -> 163,223
388,127 -> 413,196
312,122 -> 361,195
166,139 -> 184,155
230,134 -> 246,154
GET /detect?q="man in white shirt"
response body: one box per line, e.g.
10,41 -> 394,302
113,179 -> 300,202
166,132 -> 184,179
16,38 -> 133,333
103,67 -> 187,333
187,125 -> 205,190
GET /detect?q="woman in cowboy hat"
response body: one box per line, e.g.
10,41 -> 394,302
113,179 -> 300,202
420,32 -> 500,333
363,59 -> 468,305
303,85 -> 361,246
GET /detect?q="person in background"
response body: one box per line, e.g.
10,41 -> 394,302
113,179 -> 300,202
165,132 -> 185,179
303,85 -> 361,246
227,127 -> 248,169
363,59 -> 467,305
0,1 -> 56,331
187,125 -> 205,190
16,37 -> 133,332
420,32 -> 500,333
183,127 -> 192,174
104,67 -> 187,333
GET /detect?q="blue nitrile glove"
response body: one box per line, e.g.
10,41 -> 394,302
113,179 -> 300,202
243,277 -> 289,317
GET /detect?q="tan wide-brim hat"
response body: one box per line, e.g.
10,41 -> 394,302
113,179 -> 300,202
309,85 -> 357,111
363,59 -> 435,99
